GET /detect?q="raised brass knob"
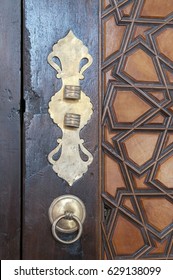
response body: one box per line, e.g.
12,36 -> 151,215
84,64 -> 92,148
64,113 -> 81,128
64,85 -> 81,100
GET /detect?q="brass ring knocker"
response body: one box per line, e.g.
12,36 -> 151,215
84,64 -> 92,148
49,195 -> 86,244
51,212 -> 83,244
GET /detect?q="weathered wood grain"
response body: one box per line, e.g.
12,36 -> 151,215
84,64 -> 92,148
0,0 -> 21,259
23,0 -> 99,259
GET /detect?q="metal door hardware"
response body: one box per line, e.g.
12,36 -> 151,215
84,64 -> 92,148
64,85 -> 81,100
49,195 -> 86,244
47,31 -> 93,186
64,113 -> 81,128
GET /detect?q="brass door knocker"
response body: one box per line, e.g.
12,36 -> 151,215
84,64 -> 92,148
49,195 -> 86,244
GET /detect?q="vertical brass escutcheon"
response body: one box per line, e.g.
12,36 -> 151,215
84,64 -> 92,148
47,31 -> 93,186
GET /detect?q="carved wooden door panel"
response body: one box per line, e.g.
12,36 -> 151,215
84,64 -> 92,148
101,0 -> 173,259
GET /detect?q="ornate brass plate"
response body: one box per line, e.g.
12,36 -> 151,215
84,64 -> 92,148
47,31 -> 93,186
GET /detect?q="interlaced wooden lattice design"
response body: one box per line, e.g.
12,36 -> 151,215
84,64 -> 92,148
101,0 -> 173,259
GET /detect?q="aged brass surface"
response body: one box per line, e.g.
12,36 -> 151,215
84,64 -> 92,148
48,195 -> 86,233
64,113 -> 81,128
64,85 -> 81,100
51,213 -> 83,244
47,31 -> 93,186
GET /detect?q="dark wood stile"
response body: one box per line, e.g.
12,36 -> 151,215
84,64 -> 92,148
0,0 -> 21,259
23,0 -> 99,259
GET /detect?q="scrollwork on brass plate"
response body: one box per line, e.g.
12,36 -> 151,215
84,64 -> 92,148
47,31 -> 93,186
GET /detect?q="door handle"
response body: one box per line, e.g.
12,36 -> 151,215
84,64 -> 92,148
47,31 -> 93,186
49,195 -> 86,244
47,31 -> 92,244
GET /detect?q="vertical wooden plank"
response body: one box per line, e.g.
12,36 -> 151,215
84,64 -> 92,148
23,0 -> 99,259
0,0 -> 21,259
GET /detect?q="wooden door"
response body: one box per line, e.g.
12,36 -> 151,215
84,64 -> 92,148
22,0 -> 99,260
0,0 -> 173,260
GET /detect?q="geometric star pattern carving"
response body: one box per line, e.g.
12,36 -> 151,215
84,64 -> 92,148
101,0 -> 173,260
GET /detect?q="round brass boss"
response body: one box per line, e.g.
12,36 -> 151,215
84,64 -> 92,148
48,195 -> 86,233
